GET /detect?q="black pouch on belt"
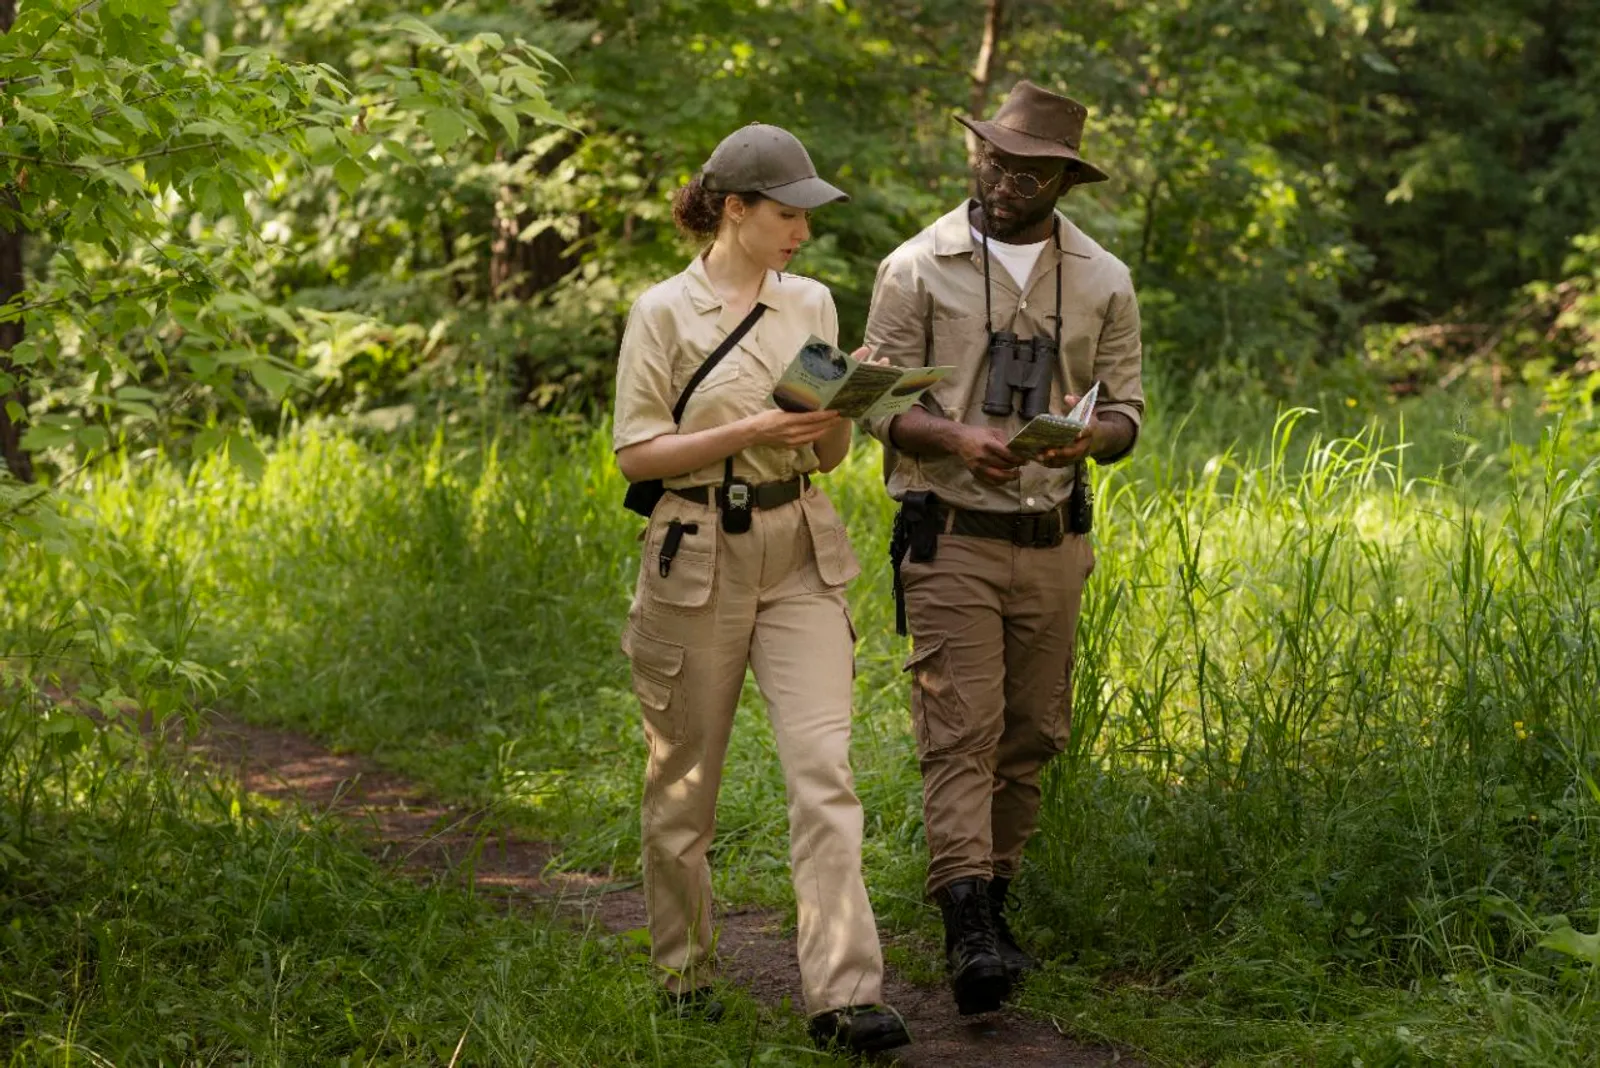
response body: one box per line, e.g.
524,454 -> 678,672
890,490 -> 941,636
903,490 -> 942,563
1067,460 -> 1093,534
716,457 -> 753,535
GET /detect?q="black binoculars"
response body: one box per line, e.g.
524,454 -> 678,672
981,331 -> 1056,419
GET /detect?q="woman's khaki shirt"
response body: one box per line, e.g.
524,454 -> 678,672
613,254 -> 838,489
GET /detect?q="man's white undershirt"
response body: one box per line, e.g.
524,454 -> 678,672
971,225 -> 1047,291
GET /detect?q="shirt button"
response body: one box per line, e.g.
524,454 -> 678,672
1025,497 -> 1036,507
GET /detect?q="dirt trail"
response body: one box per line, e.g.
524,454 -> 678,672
198,717 -> 1140,1067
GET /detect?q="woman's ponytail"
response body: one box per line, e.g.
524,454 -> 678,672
672,174 -> 723,238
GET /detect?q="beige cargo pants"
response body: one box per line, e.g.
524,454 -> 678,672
621,487 -> 885,1015
900,530 -> 1094,895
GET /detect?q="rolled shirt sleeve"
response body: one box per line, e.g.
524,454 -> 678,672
1090,277 -> 1145,465
612,300 -> 677,453
861,255 -> 930,443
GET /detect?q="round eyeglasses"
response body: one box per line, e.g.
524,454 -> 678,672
976,154 -> 1069,200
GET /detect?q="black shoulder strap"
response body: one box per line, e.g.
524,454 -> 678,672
671,304 -> 767,424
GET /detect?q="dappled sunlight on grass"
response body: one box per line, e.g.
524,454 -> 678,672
6,383 -> 1600,1063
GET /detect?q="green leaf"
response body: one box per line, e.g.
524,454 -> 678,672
250,361 -> 297,399
423,108 -> 468,153
516,95 -> 575,132
14,102 -> 58,142
192,427 -> 225,458
20,423 -> 78,450
113,398 -> 159,420
394,16 -> 448,47
225,431 -> 266,482
304,126 -> 343,165
334,156 -> 366,196
1540,924 -> 1600,966
490,102 -> 520,144
382,138 -> 419,167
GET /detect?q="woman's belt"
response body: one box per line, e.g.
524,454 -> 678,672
669,474 -> 808,510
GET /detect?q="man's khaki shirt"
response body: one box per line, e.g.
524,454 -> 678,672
864,202 -> 1145,513
613,254 -> 837,488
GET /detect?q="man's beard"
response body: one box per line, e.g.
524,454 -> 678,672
978,192 -> 1057,242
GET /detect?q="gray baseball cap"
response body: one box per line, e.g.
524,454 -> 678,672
702,123 -> 848,209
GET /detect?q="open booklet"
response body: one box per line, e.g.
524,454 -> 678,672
1004,382 -> 1099,461
772,336 -> 953,420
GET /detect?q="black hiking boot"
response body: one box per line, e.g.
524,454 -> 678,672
808,1004 -> 912,1056
662,985 -> 725,1023
934,877 -> 1012,1014
987,876 -> 1040,983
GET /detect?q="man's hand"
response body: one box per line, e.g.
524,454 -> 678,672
953,425 -> 1024,483
1035,395 -> 1102,467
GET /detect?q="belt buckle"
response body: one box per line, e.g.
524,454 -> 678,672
1013,513 -> 1054,548
1011,514 -> 1035,547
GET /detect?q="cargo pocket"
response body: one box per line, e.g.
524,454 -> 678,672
628,629 -> 686,743
1041,648 -> 1074,756
643,515 -> 717,610
903,635 -> 967,755
802,492 -> 861,588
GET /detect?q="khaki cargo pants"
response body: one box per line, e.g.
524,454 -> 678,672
900,529 -> 1094,895
621,487 -> 885,1015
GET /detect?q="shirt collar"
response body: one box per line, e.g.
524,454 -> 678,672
683,252 -> 791,315
932,200 -> 1096,261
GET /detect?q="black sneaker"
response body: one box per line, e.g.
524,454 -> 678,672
933,878 -> 1012,1014
987,876 -> 1040,982
808,1004 -> 911,1056
662,985 -> 725,1023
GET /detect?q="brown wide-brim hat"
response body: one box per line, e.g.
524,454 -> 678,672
955,80 -> 1110,185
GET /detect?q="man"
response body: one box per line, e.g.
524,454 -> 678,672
863,80 -> 1144,1015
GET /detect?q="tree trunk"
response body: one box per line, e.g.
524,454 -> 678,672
966,0 -> 1005,166
0,0 -> 34,483
488,143 -> 582,303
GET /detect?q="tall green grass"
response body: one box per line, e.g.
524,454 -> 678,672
1028,409 -> 1600,1064
5,376 -> 1599,1063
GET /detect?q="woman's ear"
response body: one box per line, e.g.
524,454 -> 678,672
724,194 -> 745,226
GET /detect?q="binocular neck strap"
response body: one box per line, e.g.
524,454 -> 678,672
1051,216 -> 1062,347
981,226 -> 994,334
978,211 -> 1064,345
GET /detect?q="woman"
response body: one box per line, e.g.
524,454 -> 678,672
613,123 -> 909,1056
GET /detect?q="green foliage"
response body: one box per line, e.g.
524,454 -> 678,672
10,0 -> 1600,466
1,0 -> 565,472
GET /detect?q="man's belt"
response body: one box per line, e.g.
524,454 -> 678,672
669,475 -> 808,510
948,502 -> 1068,548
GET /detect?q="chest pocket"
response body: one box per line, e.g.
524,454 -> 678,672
679,354 -> 772,434
693,358 -> 748,396
1056,311 -> 1103,389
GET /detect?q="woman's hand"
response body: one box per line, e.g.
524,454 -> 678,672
743,408 -> 842,448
